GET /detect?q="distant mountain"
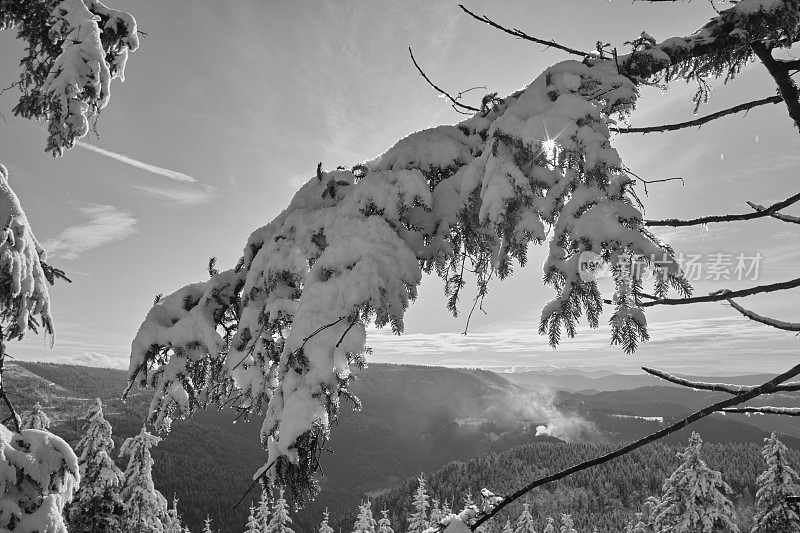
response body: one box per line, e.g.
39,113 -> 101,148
504,369 -> 777,393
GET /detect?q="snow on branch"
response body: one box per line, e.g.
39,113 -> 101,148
641,275 -> 800,307
642,366 -> 800,393
727,298 -> 800,331
747,200 -> 800,224
612,95 -> 783,134
722,406 -> 800,416
645,191 -> 800,227
0,0 -> 138,156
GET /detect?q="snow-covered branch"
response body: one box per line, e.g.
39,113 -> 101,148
747,200 -> 800,224
722,406 -> 800,416
0,0 -> 138,155
612,95 -> 783,134
727,298 -> 800,331
645,191 -> 800,227
643,366 -> 800,393
470,362 -> 800,530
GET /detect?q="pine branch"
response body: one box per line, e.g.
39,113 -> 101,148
722,406 -> 800,416
727,298 -> 800,332
645,191 -> 800,227
643,366 -> 800,393
457,5 -> 591,58
408,48 -> 481,114
746,201 -> 800,225
471,363 -> 800,530
612,95 -> 783,134
641,276 -> 800,308
752,43 -> 800,130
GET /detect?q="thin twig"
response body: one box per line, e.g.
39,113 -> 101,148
746,201 -> 800,225
641,276 -> 800,307
471,363 -> 800,529
408,48 -> 480,113
613,95 -> 782,134
458,4 -> 591,58
645,191 -> 800,227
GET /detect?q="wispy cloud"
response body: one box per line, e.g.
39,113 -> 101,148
43,204 -> 137,260
75,140 -> 197,183
132,184 -> 216,206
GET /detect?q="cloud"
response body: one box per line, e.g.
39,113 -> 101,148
42,204 -> 137,260
132,183 -> 216,206
75,140 -> 197,183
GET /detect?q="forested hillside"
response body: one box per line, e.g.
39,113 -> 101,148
375,440 -> 800,533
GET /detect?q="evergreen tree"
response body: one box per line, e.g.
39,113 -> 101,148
543,517 -> 555,533
203,516 -> 213,533
377,509 -> 394,533
752,432 -> 800,533
245,504 -> 261,533
164,497 -> 184,533
267,489 -> 295,533
318,509 -> 334,533
408,475 -> 430,533
353,501 -> 376,533
559,514 -> 576,533
256,488 -> 272,533
653,432 -> 738,533
502,520 -> 514,533
119,426 -> 169,532
515,503 -> 537,533
20,401 -> 51,430
430,498 -> 444,528
67,398 -> 124,533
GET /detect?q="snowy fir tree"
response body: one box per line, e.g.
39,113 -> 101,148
203,516 -> 213,533
0,0 -> 139,155
163,497 -> 186,533
752,432 -> 800,532
317,509 -> 334,533
559,514 -> 576,533
256,488 -> 272,532
502,519 -> 513,533
67,398 -> 124,532
407,475 -> 430,533
20,401 -> 51,430
377,509 -> 394,533
353,500 -> 376,533
119,427 -> 169,532
430,498 -> 444,527
267,489 -> 295,533
515,503 -> 536,533
653,432 -> 739,533
543,517 -> 555,533
245,504 -> 261,533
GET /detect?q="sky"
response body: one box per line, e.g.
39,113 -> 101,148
0,0 -> 798,375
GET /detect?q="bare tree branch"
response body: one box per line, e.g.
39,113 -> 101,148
645,191 -> 800,227
747,201 -> 800,225
458,4 -> 591,58
643,366 -> 800,393
471,363 -> 800,530
408,47 -> 481,113
727,298 -> 800,332
613,95 -> 783,134
641,276 -> 800,307
722,406 -> 800,416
